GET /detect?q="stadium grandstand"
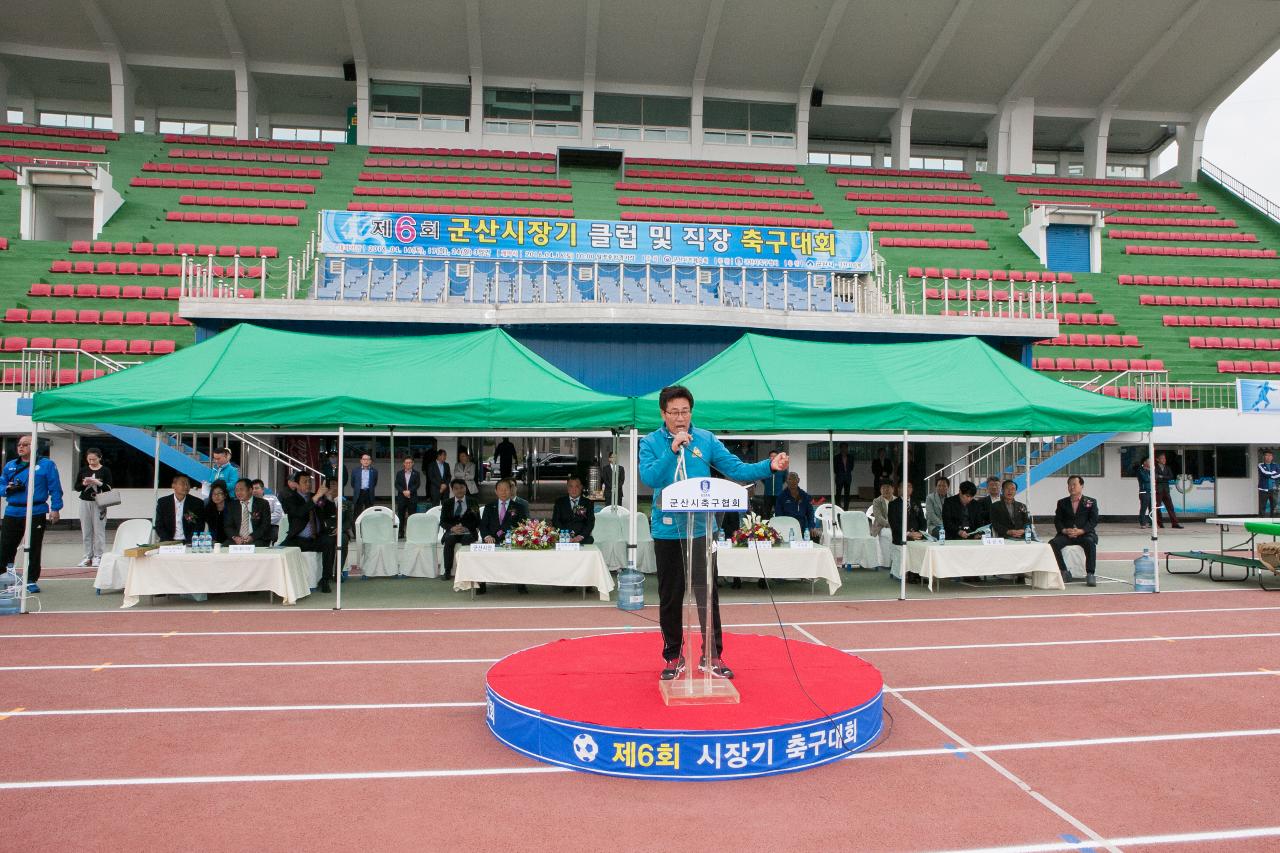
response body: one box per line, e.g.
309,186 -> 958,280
3,1 -> 1280,849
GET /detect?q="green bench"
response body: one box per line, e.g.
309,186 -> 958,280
1164,550 -> 1271,583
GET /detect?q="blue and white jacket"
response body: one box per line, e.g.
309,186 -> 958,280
1,455 -> 65,519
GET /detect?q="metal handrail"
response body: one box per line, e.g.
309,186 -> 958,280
1201,158 -> 1280,225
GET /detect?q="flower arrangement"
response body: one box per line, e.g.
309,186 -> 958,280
731,513 -> 781,547
509,518 -> 559,550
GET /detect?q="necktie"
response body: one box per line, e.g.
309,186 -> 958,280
500,501 -> 507,524
455,500 -> 463,518
239,502 -> 252,538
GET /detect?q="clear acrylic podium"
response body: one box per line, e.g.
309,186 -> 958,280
657,474 -> 748,706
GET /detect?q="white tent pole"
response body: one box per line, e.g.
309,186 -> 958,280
827,431 -> 835,509
335,426 -> 345,611
388,427 -> 395,510
611,431 -> 619,509
18,421 -> 39,614
1149,431 -> 1159,592
628,428 -> 638,567
899,429 -> 909,601
152,429 -> 162,521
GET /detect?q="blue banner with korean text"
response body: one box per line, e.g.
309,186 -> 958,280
319,211 -> 874,272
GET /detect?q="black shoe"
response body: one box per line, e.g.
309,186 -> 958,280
1086,574 -> 1097,587
517,584 -> 529,594
699,658 -> 734,680
757,579 -> 768,590
318,579 -> 332,593
476,583 -> 487,595
660,657 -> 686,680
1062,570 -> 1074,583
1172,524 -> 1184,529
730,577 -> 742,590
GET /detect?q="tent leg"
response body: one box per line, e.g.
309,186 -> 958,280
899,430 -> 909,601
827,431 -> 835,509
611,431 -> 619,510
336,426 -> 345,611
152,429 -> 162,515
1149,431 -> 1159,592
627,428 -> 638,569
17,422 -> 39,614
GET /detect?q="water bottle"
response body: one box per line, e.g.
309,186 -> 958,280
616,560 -> 644,611
0,569 -> 20,615
1024,523 -> 1033,542
788,527 -> 796,545
936,524 -> 945,545
1134,547 -> 1156,592
716,528 -> 726,547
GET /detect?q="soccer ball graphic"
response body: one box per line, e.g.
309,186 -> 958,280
572,733 -> 599,763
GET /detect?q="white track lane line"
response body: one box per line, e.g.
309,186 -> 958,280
797,624 -> 1115,852
840,629 -> 1280,653
925,825 -> 1280,853
890,669 -> 1280,693
7,604 -> 1280,640
0,657 -> 502,672
4,702 -> 488,717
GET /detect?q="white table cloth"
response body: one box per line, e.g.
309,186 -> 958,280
906,540 -> 1066,591
121,547 -> 313,607
714,544 -> 842,595
454,545 -> 614,600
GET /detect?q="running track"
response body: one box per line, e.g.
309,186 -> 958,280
3,589 -> 1279,852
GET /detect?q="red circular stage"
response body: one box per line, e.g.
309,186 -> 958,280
485,632 -> 884,779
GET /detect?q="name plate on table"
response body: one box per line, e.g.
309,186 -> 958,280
156,544 -> 187,555
470,543 -> 496,553
747,540 -> 774,550
981,537 -> 1005,546
228,544 -> 256,555
555,542 -> 582,552
789,540 -> 814,550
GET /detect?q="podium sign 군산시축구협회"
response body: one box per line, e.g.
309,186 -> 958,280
658,474 -> 747,706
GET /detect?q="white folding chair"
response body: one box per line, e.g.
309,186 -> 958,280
838,510 -> 880,570
94,518 -> 155,592
400,512 -> 440,577
353,506 -> 399,577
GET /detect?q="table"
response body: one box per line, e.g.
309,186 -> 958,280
453,545 -> 614,600
121,547 -> 312,608
714,544 -> 842,595
906,540 -> 1065,591
1206,517 -> 1275,557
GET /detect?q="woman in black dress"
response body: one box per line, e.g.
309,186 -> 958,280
204,481 -> 232,544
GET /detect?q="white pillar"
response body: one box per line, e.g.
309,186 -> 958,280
467,75 -> 483,146
899,430 -> 909,601
690,86 -> 705,158
335,426 -> 345,609
1082,115 -> 1112,179
1148,431 -> 1159,591
235,69 -> 258,139
0,64 -> 9,123
627,428 -> 638,568
110,67 -> 135,136
17,422 -> 39,613
987,97 -> 1034,175
889,102 -> 914,173
1175,113 -> 1210,183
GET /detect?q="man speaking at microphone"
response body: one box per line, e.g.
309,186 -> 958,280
640,385 -> 789,682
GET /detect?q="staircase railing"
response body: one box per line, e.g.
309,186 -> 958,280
1201,158 -> 1280,225
164,430 -> 322,482
15,347 -> 139,395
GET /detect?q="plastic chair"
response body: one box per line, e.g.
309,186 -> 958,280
592,511 -> 628,571
351,506 -> 399,577
837,510 -> 880,570
768,516 -> 804,543
814,504 -> 838,548
399,512 -> 441,578
94,518 -> 154,592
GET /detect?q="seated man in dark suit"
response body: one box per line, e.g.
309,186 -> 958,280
280,472 -> 316,547
990,479 -> 1031,540
887,480 -> 926,584
941,480 -> 979,540
155,474 -> 204,544
225,478 -> 273,547
971,476 -> 1000,530
1050,474 -> 1100,586
439,478 -> 480,580
551,474 -> 595,544
478,478 -> 530,594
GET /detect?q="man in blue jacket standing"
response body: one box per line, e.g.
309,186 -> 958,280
640,385 -> 788,681
0,435 -> 64,593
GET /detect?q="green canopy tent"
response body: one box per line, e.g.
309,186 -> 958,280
25,324 -> 635,610
631,334 -> 1156,597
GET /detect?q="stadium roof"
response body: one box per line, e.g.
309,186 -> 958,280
3,0 -> 1279,152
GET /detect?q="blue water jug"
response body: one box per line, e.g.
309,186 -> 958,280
0,569 -> 20,615
1134,547 -> 1156,592
616,564 -> 644,611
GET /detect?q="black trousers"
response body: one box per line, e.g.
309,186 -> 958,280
441,530 -> 476,575
1050,533 -> 1097,576
835,477 -> 852,511
654,536 -> 722,662
1260,489 -> 1279,517
353,491 -> 374,518
395,497 -> 415,536
0,513 -> 47,583
1138,492 -> 1153,526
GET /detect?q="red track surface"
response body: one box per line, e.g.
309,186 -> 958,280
3,590 -> 1280,852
